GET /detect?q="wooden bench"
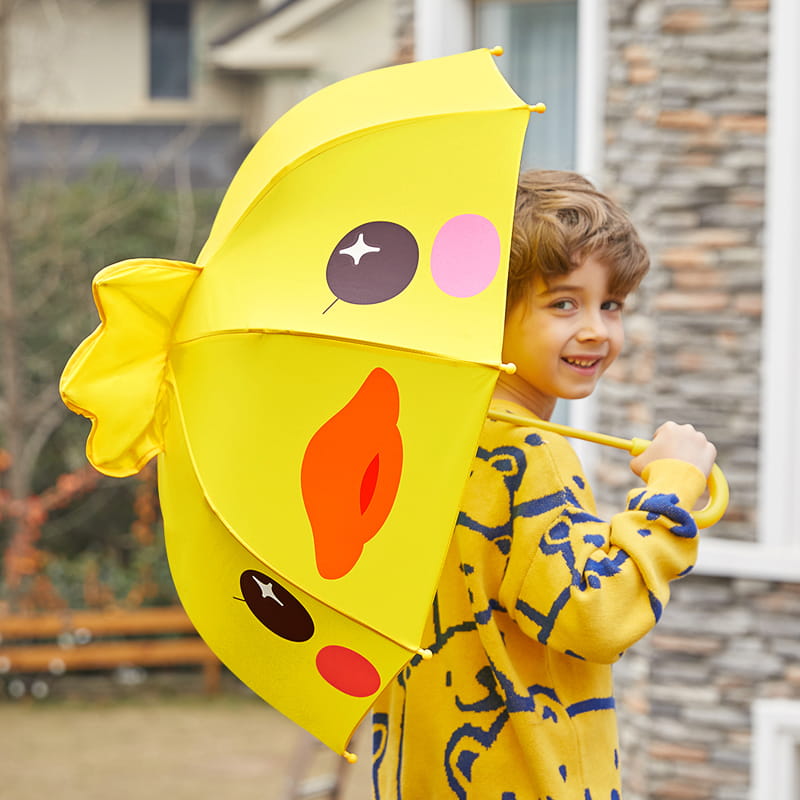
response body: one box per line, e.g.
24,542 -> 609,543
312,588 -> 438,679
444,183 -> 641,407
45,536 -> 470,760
0,605 -> 221,693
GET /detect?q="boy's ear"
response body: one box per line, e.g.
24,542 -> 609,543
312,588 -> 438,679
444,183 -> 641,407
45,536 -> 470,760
60,258 -> 203,477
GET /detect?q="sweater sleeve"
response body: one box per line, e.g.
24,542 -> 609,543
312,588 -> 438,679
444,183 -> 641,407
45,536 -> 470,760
496,428 -> 707,665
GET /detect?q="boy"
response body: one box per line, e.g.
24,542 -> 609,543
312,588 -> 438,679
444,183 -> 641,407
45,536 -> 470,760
371,170 -> 716,799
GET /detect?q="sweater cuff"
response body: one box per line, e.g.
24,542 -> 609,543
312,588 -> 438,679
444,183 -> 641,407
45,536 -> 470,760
640,458 -> 708,510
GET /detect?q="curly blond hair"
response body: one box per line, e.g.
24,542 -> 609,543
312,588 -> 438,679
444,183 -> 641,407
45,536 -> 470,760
507,170 -> 649,312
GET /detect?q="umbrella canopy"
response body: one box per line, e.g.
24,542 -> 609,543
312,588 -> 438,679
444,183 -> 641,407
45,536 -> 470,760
60,48 -> 538,756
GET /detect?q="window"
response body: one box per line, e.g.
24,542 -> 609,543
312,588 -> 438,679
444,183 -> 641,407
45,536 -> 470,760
474,1 -> 578,171
753,700 -> 800,800
149,0 -> 191,99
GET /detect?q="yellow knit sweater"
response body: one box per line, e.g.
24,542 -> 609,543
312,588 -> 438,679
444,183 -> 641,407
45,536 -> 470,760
372,400 -> 707,800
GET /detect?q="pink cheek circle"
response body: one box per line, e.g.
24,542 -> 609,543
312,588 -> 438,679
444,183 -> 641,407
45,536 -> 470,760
316,645 -> 381,698
431,214 -> 501,298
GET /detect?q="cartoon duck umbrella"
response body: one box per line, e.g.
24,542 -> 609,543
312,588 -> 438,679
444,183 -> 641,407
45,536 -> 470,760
60,48 -> 540,757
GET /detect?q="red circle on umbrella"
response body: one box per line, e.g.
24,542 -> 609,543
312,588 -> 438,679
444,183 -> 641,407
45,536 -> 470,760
316,645 -> 381,697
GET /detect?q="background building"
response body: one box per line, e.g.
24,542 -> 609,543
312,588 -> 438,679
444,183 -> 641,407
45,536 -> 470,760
7,1 -> 799,797
8,0 -> 397,186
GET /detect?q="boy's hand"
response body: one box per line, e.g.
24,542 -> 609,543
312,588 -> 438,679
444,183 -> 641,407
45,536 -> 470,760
629,421 -> 717,479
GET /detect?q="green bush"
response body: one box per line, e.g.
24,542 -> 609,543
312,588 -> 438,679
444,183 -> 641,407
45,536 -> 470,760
2,164 -> 223,610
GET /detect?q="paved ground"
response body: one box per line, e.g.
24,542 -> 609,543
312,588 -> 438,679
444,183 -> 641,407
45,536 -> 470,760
2,674 -> 373,800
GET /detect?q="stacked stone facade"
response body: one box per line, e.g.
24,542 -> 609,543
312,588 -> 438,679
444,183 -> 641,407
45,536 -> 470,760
617,577 -> 800,799
599,0 -> 766,542
600,1 -> 800,798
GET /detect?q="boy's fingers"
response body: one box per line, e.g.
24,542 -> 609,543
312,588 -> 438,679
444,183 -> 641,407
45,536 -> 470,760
629,421 -> 716,479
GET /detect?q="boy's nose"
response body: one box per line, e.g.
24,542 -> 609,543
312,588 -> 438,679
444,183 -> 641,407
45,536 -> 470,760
576,310 -> 609,341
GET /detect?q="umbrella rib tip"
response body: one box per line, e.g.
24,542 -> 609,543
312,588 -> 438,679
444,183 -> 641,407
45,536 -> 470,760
529,103 -> 547,114
417,648 -> 433,660
490,45 -> 504,57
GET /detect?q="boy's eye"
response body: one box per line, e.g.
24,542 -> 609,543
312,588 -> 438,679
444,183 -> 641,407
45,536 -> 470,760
602,300 -> 625,312
551,299 -> 576,310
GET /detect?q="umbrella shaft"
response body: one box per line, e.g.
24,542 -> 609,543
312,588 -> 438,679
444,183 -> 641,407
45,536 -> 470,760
485,409 -> 729,529
486,409 -> 633,452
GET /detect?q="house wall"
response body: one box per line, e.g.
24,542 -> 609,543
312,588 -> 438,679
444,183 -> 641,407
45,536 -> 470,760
8,0 -> 258,188
405,0 -> 799,797
597,0 -> 764,545
228,0 -> 398,139
620,576 -> 800,800
598,1 -> 800,798
7,0 -> 399,185
9,0 -> 253,123
289,0 -> 396,79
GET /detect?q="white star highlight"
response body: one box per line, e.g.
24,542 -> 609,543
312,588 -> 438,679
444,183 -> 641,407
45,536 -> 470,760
339,232 -> 381,266
251,575 -> 284,606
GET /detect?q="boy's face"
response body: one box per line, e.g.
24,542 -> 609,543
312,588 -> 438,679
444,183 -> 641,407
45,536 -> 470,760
501,254 -> 626,416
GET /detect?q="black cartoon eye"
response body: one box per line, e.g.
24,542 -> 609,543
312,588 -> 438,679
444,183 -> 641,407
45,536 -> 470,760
239,570 -> 315,642
326,221 -> 418,305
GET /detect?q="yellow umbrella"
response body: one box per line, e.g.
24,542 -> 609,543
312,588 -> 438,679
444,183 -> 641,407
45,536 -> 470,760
60,48 -> 540,758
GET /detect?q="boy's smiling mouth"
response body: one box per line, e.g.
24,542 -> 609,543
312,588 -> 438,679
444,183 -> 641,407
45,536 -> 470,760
562,356 -> 603,369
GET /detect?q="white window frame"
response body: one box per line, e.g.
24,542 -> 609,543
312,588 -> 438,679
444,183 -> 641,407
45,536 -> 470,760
756,0 -> 800,559
695,0 -> 800,581
752,700 -> 800,800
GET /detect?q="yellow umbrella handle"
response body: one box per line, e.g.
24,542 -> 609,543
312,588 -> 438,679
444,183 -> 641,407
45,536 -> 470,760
487,411 -> 729,528
628,437 -> 729,529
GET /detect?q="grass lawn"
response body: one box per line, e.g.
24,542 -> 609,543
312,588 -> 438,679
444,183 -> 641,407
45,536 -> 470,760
2,686 -> 373,800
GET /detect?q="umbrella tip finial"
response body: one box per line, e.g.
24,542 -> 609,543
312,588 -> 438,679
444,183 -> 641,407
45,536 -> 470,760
344,750 -> 358,764
529,103 -> 547,114
490,45 -> 504,56
417,647 -> 433,660
500,362 -> 517,375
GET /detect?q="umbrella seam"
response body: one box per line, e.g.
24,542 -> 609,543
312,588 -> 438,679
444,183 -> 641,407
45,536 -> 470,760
170,327 -> 510,372
199,105 -> 532,265
164,363 -> 429,655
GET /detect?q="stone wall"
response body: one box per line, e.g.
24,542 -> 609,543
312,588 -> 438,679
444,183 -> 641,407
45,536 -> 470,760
617,576 -> 800,799
597,1 -> 800,798
393,0 -> 415,63
599,0 -> 768,542
395,1 -> 800,796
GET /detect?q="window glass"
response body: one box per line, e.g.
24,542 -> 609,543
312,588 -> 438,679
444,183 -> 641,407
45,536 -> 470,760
475,1 -> 578,171
476,1 -> 578,425
149,1 -> 191,99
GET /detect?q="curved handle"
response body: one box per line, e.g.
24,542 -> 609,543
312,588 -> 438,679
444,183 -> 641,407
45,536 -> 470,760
488,411 -> 729,529
699,464 -> 729,528
630,438 -> 729,528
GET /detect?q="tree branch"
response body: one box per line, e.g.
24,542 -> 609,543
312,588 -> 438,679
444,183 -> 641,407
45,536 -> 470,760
0,0 -> 27,500
172,153 -> 196,260
17,402 -> 67,490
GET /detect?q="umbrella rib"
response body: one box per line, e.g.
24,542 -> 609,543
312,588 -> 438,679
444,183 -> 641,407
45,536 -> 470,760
172,327 -> 513,373
165,362 -> 440,658
199,105 -> 532,264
